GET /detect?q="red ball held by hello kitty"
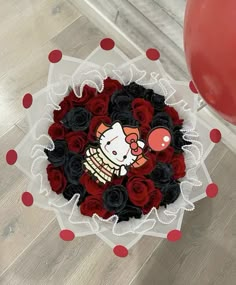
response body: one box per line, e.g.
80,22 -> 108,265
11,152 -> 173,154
147,127 -> 171,152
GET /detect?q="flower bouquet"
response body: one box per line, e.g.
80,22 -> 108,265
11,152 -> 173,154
7,38 -> 220,257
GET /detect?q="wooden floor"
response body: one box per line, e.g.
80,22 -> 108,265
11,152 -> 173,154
0,1 -> 235,284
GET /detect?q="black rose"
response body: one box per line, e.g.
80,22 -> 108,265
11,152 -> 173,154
160,181 -> 181,207
44,140 -> 67,167
110,110 -> 139,126
109,89 -> 133,112
117,204 -> 142,222
172,126 -> 191,153
144,89 -> 166,112
64,152 -> 83,185
62,107 -> 91,131
103,185 -> 128,213
63,183 -> 86,205
123,82 -> 145,98
151,112 -> 173,129
150,162 -> 173,187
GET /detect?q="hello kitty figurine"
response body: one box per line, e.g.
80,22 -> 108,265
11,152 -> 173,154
83,122 -> 147,184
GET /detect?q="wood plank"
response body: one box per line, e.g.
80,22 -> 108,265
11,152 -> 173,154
191,210 -> 236,285
0,182 -> 55,275
0,219 -> 162,285
0,42 -> 53,135
129,148 -> 236,285
129,0 -> 184,50
0,126 -> 55,274
0,0 -> 80,78
50,16 -> 105,58
0,126 -> 26,199
70,0 -> 142,59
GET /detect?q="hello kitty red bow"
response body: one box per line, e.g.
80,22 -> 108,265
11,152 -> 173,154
125,133 -> 143,156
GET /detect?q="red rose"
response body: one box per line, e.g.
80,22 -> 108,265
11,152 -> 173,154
128,152 -> 156,176
100,77 -> 122,99
132,98 -> 154,125
46,164 -> 67,194
48,122 -> 65,140
80,173 -> 107,195
164,106 -> 184,126
80,195 -> 111,218
142,188 -> 162,215
53,97 -> 73,122
68,85 -> 96,106
126,176 -> 155,207
156,146 -> 175,163
65,131 -> 87,153
85,95 -> 109,116
171,153 -> 186,179
87,116 -> 111,142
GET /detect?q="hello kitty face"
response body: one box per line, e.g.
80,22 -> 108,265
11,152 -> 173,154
96,122 -> 146,167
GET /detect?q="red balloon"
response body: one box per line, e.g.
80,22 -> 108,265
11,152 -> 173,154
147,128 -> 171,152
184,0 -> 236,124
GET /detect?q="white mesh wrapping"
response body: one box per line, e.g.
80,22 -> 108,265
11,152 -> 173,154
15,46 -> 215,249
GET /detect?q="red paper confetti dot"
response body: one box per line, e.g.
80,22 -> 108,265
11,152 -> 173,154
22,93 -> 33,109
48,49 -> 63,63
167,230 -> 182,242
210,129 -> 221,143
206,183 -> 218,198
100,38 -> 115,50
189,81 -> 198,93
146,48 -> 160,61
21,192 -> 34,207
60,229 -> 75,241
113,245 -> 129,257
6,149 -> 18,165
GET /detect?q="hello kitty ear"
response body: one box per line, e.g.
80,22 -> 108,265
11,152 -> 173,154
112,122 -> 123,131
123,126 -> 140,138
138,140 -> 145,149
96,122 -> 110,138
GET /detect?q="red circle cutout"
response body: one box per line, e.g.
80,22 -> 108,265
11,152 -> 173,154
100,38 -> 115,50
60,229 -> 75,241
189,81 -> 198,93
146,48 -> 160,61
48,49 -> 62,63
22,93 -> 33,109
206,183 -> 218,198
210,129 -> 221,143
167,230 -> 182,242
6,149 -> 18,165
113,245 -> 128,257
21,192 -> 34,207
147,128 -> 171,151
